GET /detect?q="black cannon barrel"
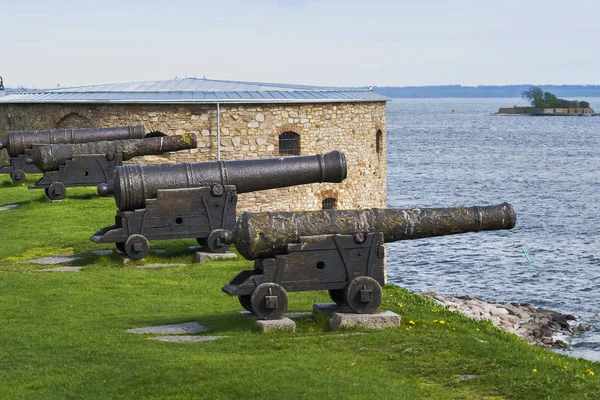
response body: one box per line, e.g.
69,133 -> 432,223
225,203 -> 516,259
31,134 -> 197,171
110,151 -> 347,211
0,125 -> 145,157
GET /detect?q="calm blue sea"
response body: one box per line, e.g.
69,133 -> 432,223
385,98 -> 600,361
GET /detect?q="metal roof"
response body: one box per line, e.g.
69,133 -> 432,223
0,78 -> 390,104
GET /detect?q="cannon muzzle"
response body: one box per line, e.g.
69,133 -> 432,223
30,134 -> 197,171
223,203 -> 516,259
3,125 -> 145,157
107,151 -> 347,211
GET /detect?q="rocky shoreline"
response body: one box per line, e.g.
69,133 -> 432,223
421,292 -> 593,351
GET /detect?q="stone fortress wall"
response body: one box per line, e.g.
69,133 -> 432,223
0,101 -> 387,212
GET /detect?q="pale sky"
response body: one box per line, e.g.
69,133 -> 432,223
2,0 -> 599,88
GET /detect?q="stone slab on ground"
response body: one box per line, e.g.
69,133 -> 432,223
0,204 -> 19,211
195,251 -> 237,263
24,255 -> 82,265
240,312 -> 296,332
137,263 -> 187,269
92,249 -> 114,256
328,311 -> 401,331
126,322 -> 206,335
313,302 -> 353,315
39,266 -> 82,272
149,335 -> 228,343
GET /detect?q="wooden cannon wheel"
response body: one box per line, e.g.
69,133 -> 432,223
45,182 -> 66,201
10,169 -> 26,184
115,242 -> 126,253
344,276 -> 382,314
250,283 -> 288,320
124,234 -> 149,260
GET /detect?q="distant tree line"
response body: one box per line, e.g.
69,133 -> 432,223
373,84 -> 600,99
521,86 -> 590,108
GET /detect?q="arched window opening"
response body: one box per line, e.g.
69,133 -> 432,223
376,129 -> 383,154
56,113 -> 93,129
279,131 -> 300,155
322,198 -> 337,210
145,131 -> 167,138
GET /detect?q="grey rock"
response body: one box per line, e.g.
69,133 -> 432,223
149,335 -> 227,343
553,339 -> 570,349
459,375 -> 479,381
0,204 -> 19,211
137,263 -> 186,269
25,255 -> 82,265
592,314 -> 600,321
126,322 -> 206,335
39,266 -> 82,272
542,337 -> 553,345
577,323 -> 592,331
194,252 -> 237,263
328,311 -> 401,331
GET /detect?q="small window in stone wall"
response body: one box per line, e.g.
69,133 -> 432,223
279,131 -> 300,155
322,198 -> 337,210
376,129 -> 383,154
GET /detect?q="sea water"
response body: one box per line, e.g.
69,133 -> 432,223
385,97 -> 600,361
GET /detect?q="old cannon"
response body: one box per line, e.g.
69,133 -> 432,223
0,125 -> 145,184
28,134 -> 197,200
29,134 -> 196,200
91,151 -> 347,260
219,203 -> 517,319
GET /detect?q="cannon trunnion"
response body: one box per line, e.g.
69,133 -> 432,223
223,232 -> 386,320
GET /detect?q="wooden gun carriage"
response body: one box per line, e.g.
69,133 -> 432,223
219,204 -> 517,320
0,125 -> 144,184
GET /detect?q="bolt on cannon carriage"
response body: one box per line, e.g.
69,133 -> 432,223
217,204 -> 517,320
28,133 -> 197,200
90,151 -> 348,260
0,125 -> 145,184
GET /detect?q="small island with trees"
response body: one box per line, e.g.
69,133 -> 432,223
498,86 -> 596,116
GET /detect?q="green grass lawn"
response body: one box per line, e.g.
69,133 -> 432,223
0,176 -> 599,399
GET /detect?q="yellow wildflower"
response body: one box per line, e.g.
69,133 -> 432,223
409,320 -> 415,325
586,369 -> 595,376
532,368 -> 538,373
439,320 -> 446,324
433,320 -> 438,323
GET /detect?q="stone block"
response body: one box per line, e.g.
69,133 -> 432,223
126,321 -> 206,335
24,255 -> 82,265
328,311 -> 401,331
149,335 -> 228,343
255,318 -> 296,333
194,252 -> 237,263
39,266 -> 82,272
240,312 -> 296,332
